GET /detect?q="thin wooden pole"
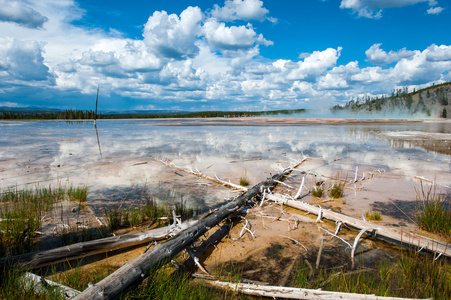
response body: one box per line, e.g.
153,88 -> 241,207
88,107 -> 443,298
94,86 -> 99,122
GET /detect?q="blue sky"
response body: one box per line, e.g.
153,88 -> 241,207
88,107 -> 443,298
0,0 -> 450,111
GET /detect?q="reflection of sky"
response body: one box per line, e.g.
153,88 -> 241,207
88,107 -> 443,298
1,120 -> 450,206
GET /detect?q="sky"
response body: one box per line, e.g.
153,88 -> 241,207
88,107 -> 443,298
0,0 -> 450,112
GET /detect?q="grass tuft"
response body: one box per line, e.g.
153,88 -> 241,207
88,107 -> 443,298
294,249 -> 451,299
103,190 -> 201,231
0,184 -> 87,256
239,177 -> 249,187
416,183 -> 451,237
67,185 -> 88,202
328,182 -> 345,199
312,185 -> 324,198
365,210 -> 382,221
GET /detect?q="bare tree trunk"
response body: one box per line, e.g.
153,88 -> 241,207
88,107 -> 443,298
204,280 -> 433,300
1,221 -> 197,270
266,194 -> 451,258
73,168 -> 294,300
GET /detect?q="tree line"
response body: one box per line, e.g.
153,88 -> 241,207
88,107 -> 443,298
332,81 -> 450,117
0,109 -> 99,120
1,108 -> 306,120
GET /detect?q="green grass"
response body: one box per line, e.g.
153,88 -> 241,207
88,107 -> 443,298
51,262 -> 116,292
1,259 -> 250,300
295,249 -> 451,299
103,191 -> 201,231
416,184 -> 451,237
328,182 -> 344,199
0,184 -> 204,299
312,186 -> 324,198
0,267 -> 67,300
123,267 -> 212,299
67,185 -> 88,207
0,260 -> 116,299
365,211 -> 382,221
239,177 -> 249,187
0,184 -> 88,256
124,261 -> 250,300
67,185 -> 88,202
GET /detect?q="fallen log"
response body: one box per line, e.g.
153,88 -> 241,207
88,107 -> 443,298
154,158 -> 249,191
265,194 -> 451,259
73,166 -> 296,300
205,281 -> 433,300
1,220 -> 198,270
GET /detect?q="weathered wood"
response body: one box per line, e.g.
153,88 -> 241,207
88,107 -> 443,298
73,167 -> 295,300
155,156 -> 309,192
265,194 -> 451,258
1,221 -> 197,270
351,227 -> 378,268
94,86 -> 99,121
205,281 -> 433,300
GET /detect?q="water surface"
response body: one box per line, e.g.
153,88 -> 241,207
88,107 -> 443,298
1,119 -> 450,211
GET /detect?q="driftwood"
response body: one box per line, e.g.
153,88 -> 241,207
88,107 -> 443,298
73,166 -> 297,300
1,220 -> 197,270
205,280 -> 433,300
265,194 -> 451,259
155,158 -> 248,191
155,156 -> 309,193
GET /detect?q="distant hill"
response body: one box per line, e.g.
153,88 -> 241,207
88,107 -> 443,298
332,82 -> 451,118
0,106 -> 61,113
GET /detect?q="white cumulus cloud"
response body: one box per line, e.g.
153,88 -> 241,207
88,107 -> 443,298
318,73 -> 349,90
427,6 -> 444,14
143,6 -> 204,59
425,44 -> 451,61
365,43 -> 415,65
210,0 -> 275,22
0,0 -> 48,28
0,36 -> 51,82
286,47 -> 342,81
390,47 -> 451,85
203,20 -> 272,51
0,0 -> 450,111
340,0 -> 442,18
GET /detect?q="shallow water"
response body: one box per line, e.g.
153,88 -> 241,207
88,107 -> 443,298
1,119 -> 450,212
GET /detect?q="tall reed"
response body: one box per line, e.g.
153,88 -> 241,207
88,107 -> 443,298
0,184 -> 88,256
415,183 -> 451,237
295,248 -> 451,299
103,189 -> 201,231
